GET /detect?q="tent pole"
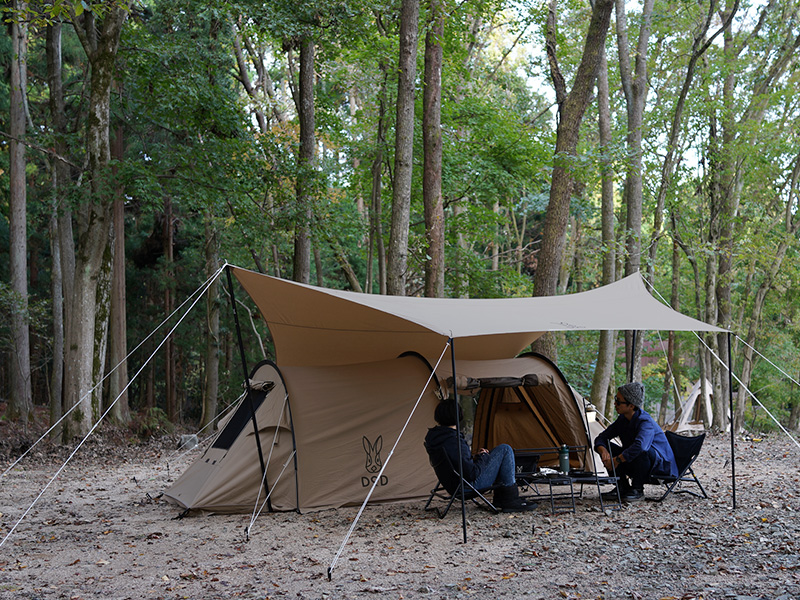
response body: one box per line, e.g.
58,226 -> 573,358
629,330 -> 638,383
728,331 -> 736,509
225,266 -> 271,512
449,337 -> 468,543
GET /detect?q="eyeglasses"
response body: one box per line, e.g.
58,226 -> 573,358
614,397 -> 628,406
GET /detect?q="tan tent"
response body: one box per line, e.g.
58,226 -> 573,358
165,267 -> 725,513
166,356 -> 440,512
165,353 -> 598,512
437,356 -> 594,471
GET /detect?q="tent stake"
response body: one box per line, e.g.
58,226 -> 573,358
225,266 -> 271,512
728,331 -> 736,509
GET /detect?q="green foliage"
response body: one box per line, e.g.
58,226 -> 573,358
133,406 -> 175,438
4,0 -> 800,436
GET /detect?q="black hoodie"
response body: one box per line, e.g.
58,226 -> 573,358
424,425 -> 488,484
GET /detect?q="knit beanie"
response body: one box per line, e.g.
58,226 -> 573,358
618,382 -> 645,409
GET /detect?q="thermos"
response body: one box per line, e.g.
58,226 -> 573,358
559,444 -> 570,473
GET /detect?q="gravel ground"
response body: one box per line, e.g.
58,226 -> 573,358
0,430 -> 798,600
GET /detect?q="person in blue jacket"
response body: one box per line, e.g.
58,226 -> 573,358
594,382 -> 678,502
424,398 -> 536,512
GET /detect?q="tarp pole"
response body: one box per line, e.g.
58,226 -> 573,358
629,330 -> 638,383
450,337 -> 468,544
225,266 -> 271,512
728,331 -> 736,509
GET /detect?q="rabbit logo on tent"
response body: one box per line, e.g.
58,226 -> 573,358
361,435 -> 388,487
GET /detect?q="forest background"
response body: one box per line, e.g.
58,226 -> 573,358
1,0 -> 800,445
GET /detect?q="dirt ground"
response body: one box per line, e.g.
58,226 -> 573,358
0,429 -> 799,600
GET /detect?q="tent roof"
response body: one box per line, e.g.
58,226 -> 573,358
231,266 -> 725,367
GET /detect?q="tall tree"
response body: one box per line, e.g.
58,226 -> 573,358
423,0 -> 445,298
108,122 -> 130,424
368,51 -> 390,295
8,0 -> 33,425
201,214 -> 220,429
615,0 -> 654,382
46,19 -> 75,437
705,0 -> 800,431
532,0 -> 614,359
292,36 -> 316,284
589,47 -> 616,417
63,2 -> 131,438
387,0 -> 420,295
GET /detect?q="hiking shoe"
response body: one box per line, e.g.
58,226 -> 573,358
601,487 -> 627,500
500,499 -> 539,512
621,488 -> 644,502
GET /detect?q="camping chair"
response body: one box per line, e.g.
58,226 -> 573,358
649,431 -> 708,502
423,443 -> 500,518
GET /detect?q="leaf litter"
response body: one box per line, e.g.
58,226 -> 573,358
0,432 -> 798,599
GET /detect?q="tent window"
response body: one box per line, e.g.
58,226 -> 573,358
212,388 -> 271,450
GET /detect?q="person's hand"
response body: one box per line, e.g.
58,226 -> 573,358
478,448 -> 489,455
597,446 -> 611,469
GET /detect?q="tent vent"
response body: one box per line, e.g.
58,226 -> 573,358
212,389 -> 270,451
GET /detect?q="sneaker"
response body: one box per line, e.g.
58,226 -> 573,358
621,488 -> 644,502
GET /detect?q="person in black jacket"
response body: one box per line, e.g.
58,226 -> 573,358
424,398 -> 536,512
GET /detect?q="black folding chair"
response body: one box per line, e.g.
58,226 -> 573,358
423,443 -> 500,518
649,431 -> 708,502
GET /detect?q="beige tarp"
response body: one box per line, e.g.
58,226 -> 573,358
231,267 -> 725,367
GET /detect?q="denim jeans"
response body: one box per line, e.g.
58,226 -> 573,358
609,441 -> 656,490
473,443 -> 516,489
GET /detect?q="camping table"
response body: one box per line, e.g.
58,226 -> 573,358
542,474 -> 576,514
514,445 -> 621,513
518,472 -> 576,514
569,472 -> 621,512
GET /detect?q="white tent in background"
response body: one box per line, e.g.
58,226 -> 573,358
666,379 -> 714,434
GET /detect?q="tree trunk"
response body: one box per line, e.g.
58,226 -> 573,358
616,0 -> 654,382
707,0 -> 797,431
423,0 -> 445,298
63,4 -> 130,439
714,3 -> 739,430
233,26 -> 286,274
368,58 -> 389,295
293,36 -> 315,284
735,202 -> 799,430
201,215 -> 220,429
589,48 -> 616,417
453,203 -> 469,298
659,239 -> 682,425
387,0 -> 420,296
532,0 -> 614,360
47,22 -> 72,437
790,370 -> 800,432
8,0 -> 33,426
164,198 -> 176,423
108,122 -> 130,424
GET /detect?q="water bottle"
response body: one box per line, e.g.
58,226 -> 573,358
559,444 -> 570,474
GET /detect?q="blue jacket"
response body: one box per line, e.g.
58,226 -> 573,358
594,408 -> 678,478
